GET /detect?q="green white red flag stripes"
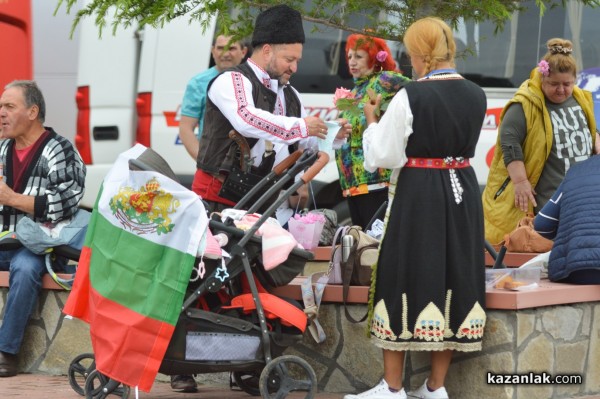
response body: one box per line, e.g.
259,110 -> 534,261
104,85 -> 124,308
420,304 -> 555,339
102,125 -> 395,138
63,144 -> 207,392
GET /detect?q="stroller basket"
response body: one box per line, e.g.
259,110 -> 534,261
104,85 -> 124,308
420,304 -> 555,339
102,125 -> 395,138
161,307 -> 303,373
186,332 -> 260,361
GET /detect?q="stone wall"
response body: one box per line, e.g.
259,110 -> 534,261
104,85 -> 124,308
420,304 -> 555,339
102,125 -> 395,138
292,303 -> 600,399
1,288 -> 599,398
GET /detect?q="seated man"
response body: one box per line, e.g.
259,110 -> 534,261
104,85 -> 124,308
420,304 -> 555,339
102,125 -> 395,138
0,80 -> 86,377
533,153 -> 600,284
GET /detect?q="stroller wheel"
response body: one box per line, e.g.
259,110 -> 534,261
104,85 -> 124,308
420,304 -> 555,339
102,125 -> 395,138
84,369 -> 131,399
232,370 -> 262,396
259,355 -> 317,399
68,353 -> 96,396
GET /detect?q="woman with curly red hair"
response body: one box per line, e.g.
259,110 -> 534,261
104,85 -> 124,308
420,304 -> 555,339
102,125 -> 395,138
335,34 -> 409,229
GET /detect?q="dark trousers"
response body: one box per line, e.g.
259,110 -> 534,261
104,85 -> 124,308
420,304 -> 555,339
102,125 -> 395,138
347,189 -> 388,230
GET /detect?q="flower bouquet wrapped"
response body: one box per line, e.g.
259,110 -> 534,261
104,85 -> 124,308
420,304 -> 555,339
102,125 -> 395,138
287,212 -> 326,250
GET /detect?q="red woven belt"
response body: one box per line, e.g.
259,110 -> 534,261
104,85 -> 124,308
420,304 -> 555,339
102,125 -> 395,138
405,157 -> 470,169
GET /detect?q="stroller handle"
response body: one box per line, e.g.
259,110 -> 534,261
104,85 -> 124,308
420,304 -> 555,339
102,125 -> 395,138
300,151 -> 329,183
272,149 -> 303,176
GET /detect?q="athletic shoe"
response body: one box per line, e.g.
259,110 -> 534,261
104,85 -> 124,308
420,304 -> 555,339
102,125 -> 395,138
344,379 -> 407,399
407,379 -> 449,399
170,374 -> 197,392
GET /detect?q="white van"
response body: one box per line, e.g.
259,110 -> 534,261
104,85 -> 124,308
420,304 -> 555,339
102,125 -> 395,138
75,9 -> 355,219
74,0 -> 600,217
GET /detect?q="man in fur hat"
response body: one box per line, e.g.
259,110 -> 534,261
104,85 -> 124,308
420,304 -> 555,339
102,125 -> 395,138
191,4 -> 350,212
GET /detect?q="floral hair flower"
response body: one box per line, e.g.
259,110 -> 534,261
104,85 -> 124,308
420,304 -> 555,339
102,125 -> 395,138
537,60 -> 550,77
376,50 -> 388,63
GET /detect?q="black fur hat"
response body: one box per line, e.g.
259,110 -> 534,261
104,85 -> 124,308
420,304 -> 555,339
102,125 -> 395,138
251,5 -> 305,47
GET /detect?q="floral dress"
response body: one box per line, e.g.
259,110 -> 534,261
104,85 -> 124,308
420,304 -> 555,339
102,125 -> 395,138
336,71 -> 409,197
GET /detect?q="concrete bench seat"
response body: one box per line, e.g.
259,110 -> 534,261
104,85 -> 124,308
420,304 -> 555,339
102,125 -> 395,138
484,250 -> 540,267
3,246 -> 600,398
271,275 -> 600,310
2,246 -> 599,310
486,279 -> 600,309
318,245 -> 541,267
274,246 -> 600,310
0,271 -> 72,290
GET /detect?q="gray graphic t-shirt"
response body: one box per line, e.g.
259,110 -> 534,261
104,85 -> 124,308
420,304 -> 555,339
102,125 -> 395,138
500,96 -> 592,211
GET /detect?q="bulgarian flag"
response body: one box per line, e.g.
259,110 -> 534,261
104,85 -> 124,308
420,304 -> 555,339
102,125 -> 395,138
64,145 -> 207,392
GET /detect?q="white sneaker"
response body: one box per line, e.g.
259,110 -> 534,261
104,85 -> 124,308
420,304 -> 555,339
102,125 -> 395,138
407,379 -> 448,399
344,379 -> 407,399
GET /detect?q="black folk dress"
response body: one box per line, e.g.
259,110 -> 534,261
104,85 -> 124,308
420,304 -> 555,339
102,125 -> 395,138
369,74 -> 487,352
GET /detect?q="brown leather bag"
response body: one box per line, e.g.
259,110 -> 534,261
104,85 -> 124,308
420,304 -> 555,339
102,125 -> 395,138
502,215 -> 553,253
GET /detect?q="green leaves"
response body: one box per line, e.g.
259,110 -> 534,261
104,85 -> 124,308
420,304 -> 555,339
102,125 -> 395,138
335,98 -> 363,118
55,0 -> 600,44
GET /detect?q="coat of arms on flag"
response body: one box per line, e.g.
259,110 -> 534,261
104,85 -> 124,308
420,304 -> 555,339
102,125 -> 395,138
110,177 -> 180,235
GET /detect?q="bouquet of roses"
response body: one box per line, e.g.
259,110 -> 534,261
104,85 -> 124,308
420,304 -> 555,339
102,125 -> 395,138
333,87 -> 379,118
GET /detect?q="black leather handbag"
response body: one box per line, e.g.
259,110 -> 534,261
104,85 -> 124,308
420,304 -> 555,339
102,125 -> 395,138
218,164 -> 278,206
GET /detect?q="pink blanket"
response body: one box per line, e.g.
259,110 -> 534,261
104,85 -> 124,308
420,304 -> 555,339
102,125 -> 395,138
236,214 -> 298,270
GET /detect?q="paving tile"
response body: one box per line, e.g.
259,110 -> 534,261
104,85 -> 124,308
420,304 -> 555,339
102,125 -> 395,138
3,373 -> 600,399
0,373 -> 343,398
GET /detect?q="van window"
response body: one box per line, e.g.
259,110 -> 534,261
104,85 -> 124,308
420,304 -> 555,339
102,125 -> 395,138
455,0 -> 600,87
207,3 -> 401,95
292,6 -> 373,94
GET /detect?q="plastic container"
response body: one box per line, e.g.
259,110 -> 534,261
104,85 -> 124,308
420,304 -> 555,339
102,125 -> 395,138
486,266 -> 541,291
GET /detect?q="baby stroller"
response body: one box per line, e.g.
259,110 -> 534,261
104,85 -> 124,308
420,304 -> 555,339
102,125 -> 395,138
66,145 -> 328,399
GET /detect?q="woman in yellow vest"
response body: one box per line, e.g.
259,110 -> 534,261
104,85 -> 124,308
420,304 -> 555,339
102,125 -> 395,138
483,38 -> 597,245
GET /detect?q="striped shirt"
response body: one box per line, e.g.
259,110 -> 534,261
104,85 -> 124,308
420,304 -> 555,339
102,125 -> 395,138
0,128 -> 86,232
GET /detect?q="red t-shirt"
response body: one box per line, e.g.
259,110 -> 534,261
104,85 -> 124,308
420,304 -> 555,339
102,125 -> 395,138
12,130 -> 50,192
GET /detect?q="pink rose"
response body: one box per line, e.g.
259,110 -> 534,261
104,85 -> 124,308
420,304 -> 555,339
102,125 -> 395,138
333,87 -> 353,106
376,50 -> 388,63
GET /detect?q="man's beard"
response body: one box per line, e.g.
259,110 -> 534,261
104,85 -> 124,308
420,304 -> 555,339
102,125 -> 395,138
268,71 -> 288,86
266,62 -> 289,86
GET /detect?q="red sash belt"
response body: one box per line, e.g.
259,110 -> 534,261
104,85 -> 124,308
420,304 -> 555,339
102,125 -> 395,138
405,157 -> 470,169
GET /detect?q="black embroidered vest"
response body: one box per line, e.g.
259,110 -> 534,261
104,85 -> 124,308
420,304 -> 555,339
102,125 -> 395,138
196,62 -> 302,174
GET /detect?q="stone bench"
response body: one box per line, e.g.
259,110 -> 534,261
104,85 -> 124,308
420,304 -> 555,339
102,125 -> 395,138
0,271 -> 72,290
278,247 -> 600,310
272,275 -> 600,310
2,247 -> 600,398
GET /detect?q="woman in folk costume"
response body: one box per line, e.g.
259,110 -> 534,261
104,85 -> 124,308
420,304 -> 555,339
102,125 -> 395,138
344,18 -> 487,399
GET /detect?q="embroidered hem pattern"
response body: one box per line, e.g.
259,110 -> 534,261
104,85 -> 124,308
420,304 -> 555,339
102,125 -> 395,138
369,296 -> 486,352
371,338 -> 483,353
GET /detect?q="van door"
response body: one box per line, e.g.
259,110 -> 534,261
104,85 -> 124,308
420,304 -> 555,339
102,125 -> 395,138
75,14 -> 139,208
136,17 -> 215,188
